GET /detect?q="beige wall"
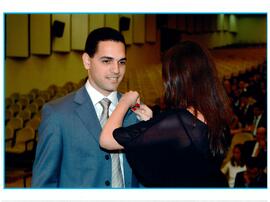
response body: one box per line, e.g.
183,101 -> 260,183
5,14 -> 266,97
5,37 -> 161,97
5,52 -> 86,96
236,15 -> 267,44
180,14 -> 266,48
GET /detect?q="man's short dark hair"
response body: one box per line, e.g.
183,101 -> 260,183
84,27 -> 126,57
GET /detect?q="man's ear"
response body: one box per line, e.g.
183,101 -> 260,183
82,53 -> 91,70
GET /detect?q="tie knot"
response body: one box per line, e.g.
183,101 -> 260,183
99,98 -> 111,127
100,98 -> 111,110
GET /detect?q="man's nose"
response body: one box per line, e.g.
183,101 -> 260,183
111,62 -> 120,74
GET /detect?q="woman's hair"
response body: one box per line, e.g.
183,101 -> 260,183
162,41 -> 231,156
231,144 -> 245,167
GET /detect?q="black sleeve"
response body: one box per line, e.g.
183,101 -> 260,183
113,116 -> 159,148
113,110 -> 194,187
113,109 -> 227,187
113,109 -> 192,150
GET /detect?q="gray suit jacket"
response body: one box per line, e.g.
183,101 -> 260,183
31,86 -> 138,188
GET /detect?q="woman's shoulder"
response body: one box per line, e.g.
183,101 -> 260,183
159,108 -> 207,127
157,108 -> 186,117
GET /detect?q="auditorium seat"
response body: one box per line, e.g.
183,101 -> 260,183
47,84 -> 57,97
5,108 -> 14,124
33,111 -> 41,120
6,117 -> 24,147
63,81 -> 75,93
26,92 -> 36,104
55,87 -> 68,97
5,126 -> 14,142
5,97 -> 13,109
25,117 -> 41,138
10,93 -> 20,103
29,88 -> 40,99
6,117 -> 24,134
26,102 -> 39,118
6,127 -> 36,154
39,90 -> 51,102
33,97 -> 45,110
27,92 -> 37,102
18,95 -> 30,109
16,109 -> 32,126
9,103 -> 22,116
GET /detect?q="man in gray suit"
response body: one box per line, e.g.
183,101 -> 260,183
31,27 -> 139,188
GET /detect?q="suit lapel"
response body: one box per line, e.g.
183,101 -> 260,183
74,87 -> 102,144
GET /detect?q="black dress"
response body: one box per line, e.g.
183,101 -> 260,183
113,108 -> 228,187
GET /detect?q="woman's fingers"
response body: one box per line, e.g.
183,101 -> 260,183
132,104 -> 153,121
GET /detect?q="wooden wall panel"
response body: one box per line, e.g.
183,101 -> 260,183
202,15 -> 211,33
168,15 -> 177,29
146,15 -> 156,42
105,14 -> 119,30
217,14 -> 224,31
229,14 -> 237,33
89,14 -> 105,33
186,15 -> 194,33
6,14 -> 29,57
133,15 -> 145,44
210,15 -> 218,32
71,14 -> 88,51
223,14 -> 229,31
30,14 -> 51,55
177,15 -> 186,31
120,14 -> 133,45
52,14 -> 71,52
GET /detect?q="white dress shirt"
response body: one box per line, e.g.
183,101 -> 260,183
221,161 -> 246,187
85,80 -> 125,184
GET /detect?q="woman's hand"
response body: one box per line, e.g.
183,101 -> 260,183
119,91 -> 140,108
132,104 -> 153,121
119,90 -> 153,121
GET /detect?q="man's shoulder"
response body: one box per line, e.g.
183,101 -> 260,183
46,91 -> 76,108
42,87 -> 86,114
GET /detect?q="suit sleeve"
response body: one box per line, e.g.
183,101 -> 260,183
31,104 -> 62,187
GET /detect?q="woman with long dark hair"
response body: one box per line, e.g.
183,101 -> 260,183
221,144 -> 246,187
100,41 -> 231,187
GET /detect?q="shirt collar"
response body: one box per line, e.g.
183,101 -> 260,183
85,80 -> 118,107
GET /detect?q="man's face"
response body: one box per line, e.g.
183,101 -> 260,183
83,41 -> 126,96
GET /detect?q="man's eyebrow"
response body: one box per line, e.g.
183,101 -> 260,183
99,56 -> 127,61
119,57 -> 127,61
100,56 -> 114,60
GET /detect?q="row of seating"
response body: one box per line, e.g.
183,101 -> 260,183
211,47 -> 266,78
5,79 -> 86,158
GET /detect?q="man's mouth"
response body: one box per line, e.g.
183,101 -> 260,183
107,77 -> 119,82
